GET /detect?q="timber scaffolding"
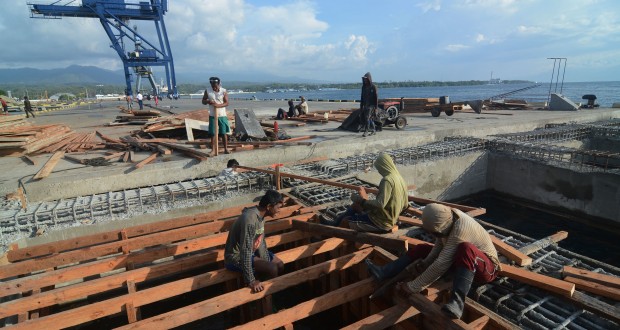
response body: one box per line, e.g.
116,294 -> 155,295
1,170 -> 619,329
3,120 -> 620,247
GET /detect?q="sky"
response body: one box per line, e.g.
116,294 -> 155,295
1,0 -> 619,83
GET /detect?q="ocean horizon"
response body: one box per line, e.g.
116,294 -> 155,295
225,81 -> 620,108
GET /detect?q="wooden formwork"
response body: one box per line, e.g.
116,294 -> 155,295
0,197 -> 515,330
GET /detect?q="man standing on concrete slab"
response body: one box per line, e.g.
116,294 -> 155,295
224,190 -> 285,293
137,92 -> 143,110
202,76 -> 231,154
23,96 -> 35,118
360,72 -> 378,137
125,94 -> 133,110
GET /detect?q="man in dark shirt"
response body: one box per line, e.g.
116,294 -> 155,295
224,190 -> 285,293
360,72 -> 378,137
23,96 -> 35,118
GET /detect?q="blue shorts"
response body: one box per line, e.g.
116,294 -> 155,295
225,250 -> 274,272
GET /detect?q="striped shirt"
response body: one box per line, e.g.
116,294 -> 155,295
224,207 -> 268,284
407,209 -> 500,292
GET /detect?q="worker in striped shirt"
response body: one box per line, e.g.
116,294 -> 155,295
367,203 -> 500,319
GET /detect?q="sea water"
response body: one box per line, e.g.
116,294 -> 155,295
229,81 -> 620,107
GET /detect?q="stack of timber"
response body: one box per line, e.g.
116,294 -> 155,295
0,115 -> 28,128
142,109 -> 229,133
0,124 -> 74,156
112,107 -> 162,125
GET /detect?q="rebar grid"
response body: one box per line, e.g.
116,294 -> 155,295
0,173 -> 272,239
490,139 -> 620,172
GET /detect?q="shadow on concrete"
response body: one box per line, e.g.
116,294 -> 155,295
437,152 -> 488,202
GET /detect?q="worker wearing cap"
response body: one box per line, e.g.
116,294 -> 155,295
366,203 -> 500,319
202,77 -> 231,154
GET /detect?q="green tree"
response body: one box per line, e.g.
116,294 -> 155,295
0,89 -> 6,96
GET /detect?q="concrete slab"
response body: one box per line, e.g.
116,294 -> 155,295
2,97 -> 619,202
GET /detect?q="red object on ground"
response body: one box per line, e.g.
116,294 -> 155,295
273,121 -> 279,139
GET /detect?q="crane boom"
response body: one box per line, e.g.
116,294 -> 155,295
28,0 -> 178,98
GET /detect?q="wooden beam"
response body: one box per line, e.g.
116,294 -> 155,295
108,248 -> 372,330
402,293 -> 470,330
0,213 -> 314,281
499,264 -> 575,297
292,220 -> 408,254
0,231 -> 325,321
134,152 -> 158,169
563,276 -> 620,301
490,236 -> 532,266
571,291 -> 620,324
340,304 -> 420,330
518,231 -> 568,255
32,151 -> 65,180
562,266 -> 620,289
232,278 -> 376,330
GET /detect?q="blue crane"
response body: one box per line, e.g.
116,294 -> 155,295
28,0 -> 178,99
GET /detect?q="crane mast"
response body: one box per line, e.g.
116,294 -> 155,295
28,0 -> 178,99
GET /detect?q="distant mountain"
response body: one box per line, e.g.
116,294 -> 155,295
0,65 -> 333,86
0,65 -> 124,85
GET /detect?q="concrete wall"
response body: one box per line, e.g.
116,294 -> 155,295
488,154 -> 620,222
357,151 -> 489,201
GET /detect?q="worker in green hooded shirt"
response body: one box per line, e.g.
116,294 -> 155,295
337,152 -> 408,232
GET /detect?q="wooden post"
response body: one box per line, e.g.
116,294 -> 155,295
275,165 -> 281,190
212,114 -> 219,156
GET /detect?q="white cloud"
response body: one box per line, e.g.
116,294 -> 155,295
417,0 -> 442,13
475,34 -> 486,42
445,44 -> 470,52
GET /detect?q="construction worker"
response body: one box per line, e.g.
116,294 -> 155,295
0,97 -> 8,114
360,72 -> 378,137
366,203 -> 500,319
136,92 -> 143,110
202,76 -> 231,154
23,96 -> 35,118
224,190 -> 285,293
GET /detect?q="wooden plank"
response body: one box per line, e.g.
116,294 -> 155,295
63,154 -> 87,164
292,220 -> 408,254
9,246 -> 369,330
0,216 -> 305,297
32,151 -> 65,180
5,202 -> 303,262
490,236 -> 532,266
518,231 -> 568,255
402,293 -> 470,330
562,266 -> 620,289
134,152 -> 158,169
233,279 -> 376,330
341,304 -> 419,330
0,213 -> 314,280
0,230 -> 312,319
499,264 -> 575,297
564,276 -> 620,300
467,315 -> 490,330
